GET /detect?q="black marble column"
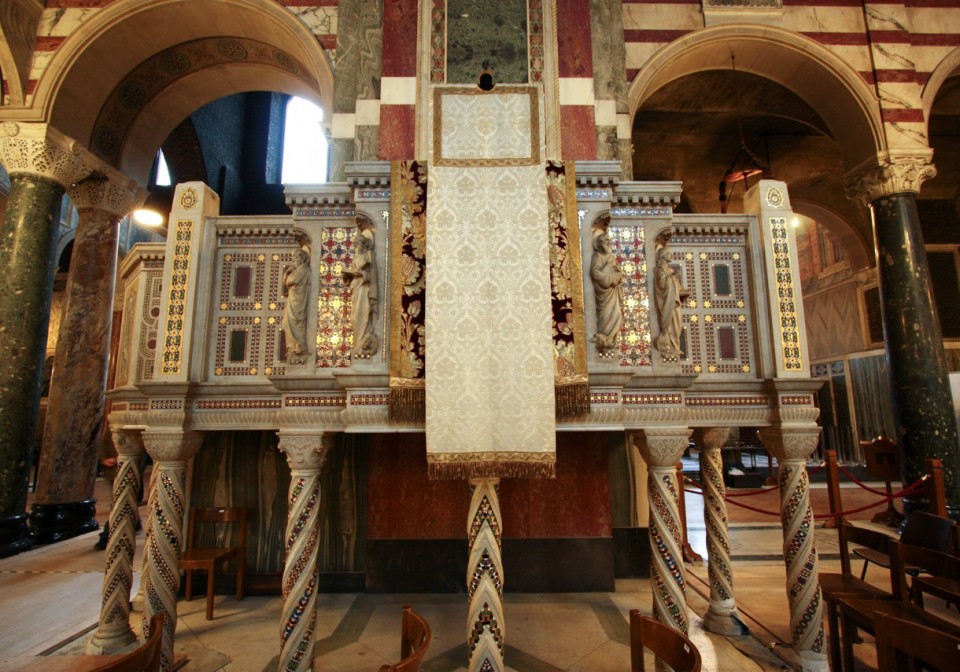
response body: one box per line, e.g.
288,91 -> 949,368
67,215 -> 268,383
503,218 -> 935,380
30,182 -> 130,543
872,192 -> 960,515
0,174 -> 65,557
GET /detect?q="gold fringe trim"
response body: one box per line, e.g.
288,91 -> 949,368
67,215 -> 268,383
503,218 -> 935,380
555,378 -> 591,419
427,458 -> 556,481
388,383 -> 425,422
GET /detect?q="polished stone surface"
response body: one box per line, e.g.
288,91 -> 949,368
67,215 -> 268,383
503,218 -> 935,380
447,0 -> 529,84
872,192 -> 960,512
0,175 -> 64,541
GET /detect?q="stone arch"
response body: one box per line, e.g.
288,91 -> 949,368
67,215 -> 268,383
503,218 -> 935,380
921,46 -> 960,124
791,198 -> 871,272
31,0 -> 333,184
627,25 -> 884,173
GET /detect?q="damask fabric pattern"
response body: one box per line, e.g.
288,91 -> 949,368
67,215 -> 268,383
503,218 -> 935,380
388,160 -> 428,421
426,87 -> 555,479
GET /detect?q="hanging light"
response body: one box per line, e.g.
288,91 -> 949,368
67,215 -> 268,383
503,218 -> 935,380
719,53 -> 772,213
133,185 -> 174,227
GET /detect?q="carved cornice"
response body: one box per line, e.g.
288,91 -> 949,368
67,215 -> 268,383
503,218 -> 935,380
631,427 -> 692,468
694,427 -> 733,452
141,430 -> 203,462
277,433 -> 331,471
758,426 -> 821,462
845,150 -> 937,206
0,123 -> 95,187
69,168 -> 148,218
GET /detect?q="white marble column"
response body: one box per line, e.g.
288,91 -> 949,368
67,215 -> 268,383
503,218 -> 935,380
87,428 -> 145,653
277,433 -> 329,672
467,478 -> 504,672
140,431 -> 202,672
759,427 -> 828,672
632,428 -> 692,640
695,428 -> 745,636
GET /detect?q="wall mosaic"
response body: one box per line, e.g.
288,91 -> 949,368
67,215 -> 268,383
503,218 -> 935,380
608,225 -> 651,366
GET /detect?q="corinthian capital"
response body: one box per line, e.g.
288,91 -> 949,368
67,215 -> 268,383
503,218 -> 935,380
758,426 -> 821,463
631,427 -> 692,468
277,433 -> 331,471
142,430 -> 203,462
695,427 -> 733,452
69,166 -> 148,218
845,149 -> 936,206
0,122 -> 94,188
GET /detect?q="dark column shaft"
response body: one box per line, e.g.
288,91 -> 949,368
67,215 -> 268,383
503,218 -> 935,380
30,207 -> 122,543
0,175 -> 64,557
872,192 -> 960,514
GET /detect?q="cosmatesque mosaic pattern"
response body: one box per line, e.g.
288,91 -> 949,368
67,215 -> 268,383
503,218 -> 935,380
608,225 -> 651,366
315,227 -> 355,368
161,221 -> 192,375
770,217 -> 803,371
467,479 -> 505,672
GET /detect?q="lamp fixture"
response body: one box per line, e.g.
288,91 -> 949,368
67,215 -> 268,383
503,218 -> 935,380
133,185 -> 174,228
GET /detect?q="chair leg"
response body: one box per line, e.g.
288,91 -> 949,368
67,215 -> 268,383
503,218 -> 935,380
185,569 -> 193,601
826,602 -> 841,672
860,560 -> 870,581
840,610 -> 857,672
205,567 -> 215,621
237,556 -> 246,601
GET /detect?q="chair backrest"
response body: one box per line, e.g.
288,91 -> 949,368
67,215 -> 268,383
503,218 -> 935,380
629,610 -> 701,672
874,612 -> 960,672
861,436 -> 900,481
378,605 -> 432,672
837,520 -> 895,577
899,510 -> 953,552
890,540 -> 960,601
94,613 -> 164,672
187,506 -> 246,551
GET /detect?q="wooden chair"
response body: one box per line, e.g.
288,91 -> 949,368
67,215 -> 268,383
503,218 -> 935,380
180,506 -> 246,621
910,544 -> 960,611
838,542 -> 960,672
855,510 -> 953,580
92,613 -> 164,672
378,605 -> 432,672
819,520 -> 897,672
874,611 -> 960,672
629,610 -> 701,672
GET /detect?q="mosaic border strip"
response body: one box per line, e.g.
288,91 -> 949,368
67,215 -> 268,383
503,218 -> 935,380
160,220 -> 193,375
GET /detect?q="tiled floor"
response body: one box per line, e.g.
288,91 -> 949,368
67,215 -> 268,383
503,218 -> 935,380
0,473 -> 923,672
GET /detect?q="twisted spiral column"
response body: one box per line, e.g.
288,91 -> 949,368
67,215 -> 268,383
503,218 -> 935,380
278,434 -> 329,672
132,457 -> 159,614
466,478 -> 504,672
695,428 -> 745,636
760,427 -> 828,672
87,429 -> 145,653
141,431 -> 202,672
633,429 -> 691,643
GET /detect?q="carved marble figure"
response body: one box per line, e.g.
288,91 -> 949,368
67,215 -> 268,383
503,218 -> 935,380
281,248 -> 311,365
590,229 -> 623,356
343,228 -> 379,358
654,245 -> 684,360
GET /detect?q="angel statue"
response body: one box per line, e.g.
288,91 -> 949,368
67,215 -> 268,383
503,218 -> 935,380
343,227 -> 379,358
590,229 -> 623,356
282,248 -> 311,365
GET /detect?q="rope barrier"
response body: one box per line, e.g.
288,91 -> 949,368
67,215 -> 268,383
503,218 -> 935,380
836,464 -> 891,496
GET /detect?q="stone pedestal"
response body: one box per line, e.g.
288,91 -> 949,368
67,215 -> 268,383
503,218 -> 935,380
467,478 -> 504,672
31,172 -> 146,544
277,433 -> 329,672
633,428 -> 692,643
695,428 -> 747,636
141,431 -> 202,672
88,429 -> 145,654
760,426 -> 827,672
0,123 -> 93,557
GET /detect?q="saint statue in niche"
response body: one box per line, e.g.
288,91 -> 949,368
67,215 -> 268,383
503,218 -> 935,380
281,248 -> 311,365
343,226 -> 379,358
654,244 -> 687,361
590,228 -> 623,357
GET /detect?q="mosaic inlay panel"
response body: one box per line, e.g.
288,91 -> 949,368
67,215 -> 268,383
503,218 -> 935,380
670,233 -> 755,376
161,220 -> 192,375
316,227 -> 354,368
771,217 -> 803,371
136,272 -> 163,383
608,225 -> 651,366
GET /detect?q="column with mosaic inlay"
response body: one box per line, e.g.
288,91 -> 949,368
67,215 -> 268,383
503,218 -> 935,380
467,477 -> 504,672
759,424 -> 827,672
695,427 -> 746,636
277,433 -> 329,672
0,122 -> 94,557
140,430 -> 202,672
31,168 -> 146,544
88,428 -> 146,653
846,152 -> 960,516
632,428 -> 692,641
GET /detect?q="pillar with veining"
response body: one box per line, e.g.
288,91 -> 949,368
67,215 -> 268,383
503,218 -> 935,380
467,478 -> 504,672
695,427 -> 745,636
88,428 -> 145,653
31,171 -> 146,544
633,428 -> 692,638
759,427 -> 827,672
589,0 -> 632,178
278,434 -> 329,672
0,122 -> 93,557
847,152 -> 960,516
141,431 -> 202,672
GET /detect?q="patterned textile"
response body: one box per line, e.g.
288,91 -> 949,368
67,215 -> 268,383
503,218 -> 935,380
426,86 -> 556,479
546,161 -> 589,417
388,161 -> 428,421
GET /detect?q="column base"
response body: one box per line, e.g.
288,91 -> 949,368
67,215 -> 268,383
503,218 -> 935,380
0,513 -> 33,558
29,499 -> 99,544
797,648 -> 829,672
86,624 -> 137,655
702,599 -> 748,636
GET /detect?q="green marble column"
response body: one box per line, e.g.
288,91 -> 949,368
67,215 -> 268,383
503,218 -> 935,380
0,174 -> 65,557
30,175 -> 145,543
871,192 -> 960,514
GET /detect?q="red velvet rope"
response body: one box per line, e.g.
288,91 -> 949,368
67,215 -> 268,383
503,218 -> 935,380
836,464 -> 892,496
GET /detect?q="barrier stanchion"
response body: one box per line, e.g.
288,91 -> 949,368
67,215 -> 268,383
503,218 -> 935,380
823,450 -> 842,529
676,461 -> 703,564
925,458 -> 947,517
